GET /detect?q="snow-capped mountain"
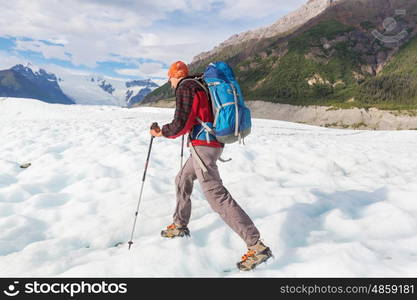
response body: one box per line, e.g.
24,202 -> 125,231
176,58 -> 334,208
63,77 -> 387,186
60,73 -> 159,107
58,73 -> 122,106
0,63 -> 74,104
0,64 -> 159,107
124,79 -> 159,107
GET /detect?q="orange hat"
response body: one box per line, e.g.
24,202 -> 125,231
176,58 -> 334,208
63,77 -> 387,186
168,61 -> 189,79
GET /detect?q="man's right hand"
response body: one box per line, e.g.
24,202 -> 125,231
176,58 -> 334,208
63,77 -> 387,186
150,122 -> 162,137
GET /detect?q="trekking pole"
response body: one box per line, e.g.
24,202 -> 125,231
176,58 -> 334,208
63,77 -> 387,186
128,122 -> 158,250
180,135 -> 184,169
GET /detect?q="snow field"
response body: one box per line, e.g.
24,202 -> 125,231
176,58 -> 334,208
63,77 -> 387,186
0,98 -> 417,277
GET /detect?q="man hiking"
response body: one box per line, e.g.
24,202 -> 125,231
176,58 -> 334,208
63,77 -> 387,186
149,61 -> 272,271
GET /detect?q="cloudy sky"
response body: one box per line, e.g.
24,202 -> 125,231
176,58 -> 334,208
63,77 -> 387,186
0,0 -> 306,82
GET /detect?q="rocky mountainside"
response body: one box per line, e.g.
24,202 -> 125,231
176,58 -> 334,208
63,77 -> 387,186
145,0 -> 417,109
193,0 -> 335,64
0,64 -> 74,104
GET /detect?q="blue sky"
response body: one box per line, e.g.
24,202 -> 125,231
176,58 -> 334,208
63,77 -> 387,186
0,0 -> 306,82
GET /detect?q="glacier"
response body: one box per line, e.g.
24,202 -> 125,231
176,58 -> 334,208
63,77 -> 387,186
0,97 -> 416,277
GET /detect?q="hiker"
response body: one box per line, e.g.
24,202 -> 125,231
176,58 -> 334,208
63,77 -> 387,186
150,61 -> 272,270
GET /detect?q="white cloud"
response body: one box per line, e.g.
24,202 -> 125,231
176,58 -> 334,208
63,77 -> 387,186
0,0 -> 308,67
185,0 -> 217,11
14,40 -> 70,61
0,51 -> 24,70
116,62 -> 167,78
139,62 -> 167,76
219,0 -> 307,20
0,0 -> 179,66
115,69 -> 142,77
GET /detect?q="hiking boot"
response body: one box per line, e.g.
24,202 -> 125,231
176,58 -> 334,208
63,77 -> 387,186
237,240 -> 273,271
161,223 -> 190,238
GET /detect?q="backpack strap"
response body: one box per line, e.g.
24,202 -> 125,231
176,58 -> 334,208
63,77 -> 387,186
180,78 -> 209,98
206,82 -> 220,120
230,83 -> 239,137
181,78 -> 218,129
196,117 -> 215,135
188,133 -> 208,173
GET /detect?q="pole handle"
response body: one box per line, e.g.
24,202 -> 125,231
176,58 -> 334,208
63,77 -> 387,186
150,122 -> 159,130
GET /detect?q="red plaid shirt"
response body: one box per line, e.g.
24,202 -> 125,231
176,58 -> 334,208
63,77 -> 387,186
161,77 -> 224,148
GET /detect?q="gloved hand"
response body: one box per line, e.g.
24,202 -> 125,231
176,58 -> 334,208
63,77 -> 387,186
150,122 -> 162,137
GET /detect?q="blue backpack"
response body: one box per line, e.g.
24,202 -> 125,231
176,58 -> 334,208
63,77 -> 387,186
184,62 -> 252,144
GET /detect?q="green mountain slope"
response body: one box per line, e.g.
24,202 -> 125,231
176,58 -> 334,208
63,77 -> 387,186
144,0 -> 417,109
357,35 -> 417,108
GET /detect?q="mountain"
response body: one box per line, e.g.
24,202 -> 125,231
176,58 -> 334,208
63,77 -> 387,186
59,74 -> 159,107
97,79 -> 115,95
145,0 -> 417,109
56,74 -> 122,106
124,79 -> 159,106
193,0 -> 335,63
0,64 -> 159,107
0,64 -> 74,104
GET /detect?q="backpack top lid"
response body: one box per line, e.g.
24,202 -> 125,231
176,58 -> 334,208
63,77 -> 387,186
203,62 -> 236,83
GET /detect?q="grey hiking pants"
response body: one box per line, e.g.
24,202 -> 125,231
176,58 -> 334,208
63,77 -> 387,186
173,145 -> 260,247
